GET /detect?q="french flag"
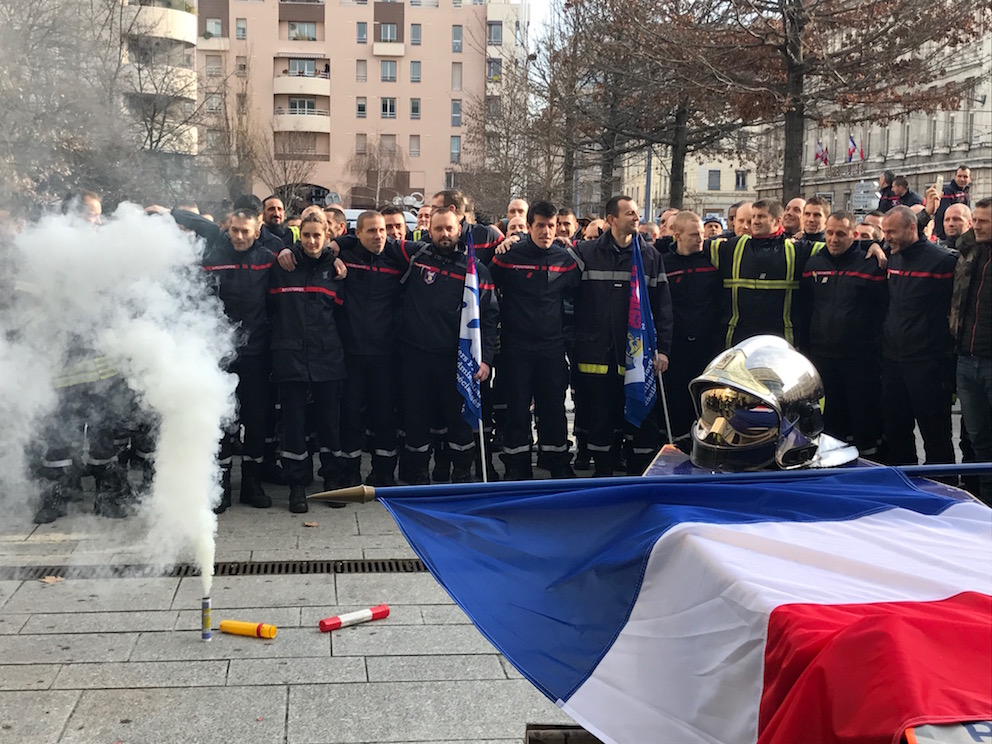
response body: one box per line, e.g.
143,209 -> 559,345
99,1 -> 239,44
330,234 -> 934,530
378,468 -> 992,744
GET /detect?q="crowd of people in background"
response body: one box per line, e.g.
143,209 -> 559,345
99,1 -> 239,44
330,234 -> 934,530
13,161 -> 992,524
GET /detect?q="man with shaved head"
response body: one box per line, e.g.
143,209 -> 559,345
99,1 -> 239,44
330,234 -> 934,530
880,205 -> 959,467
940,203 -> 972,250
783,197 -> 805,238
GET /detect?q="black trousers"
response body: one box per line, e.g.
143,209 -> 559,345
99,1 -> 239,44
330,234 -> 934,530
340,353 -> 398,471
880,356 -> 954,466
568,348 -> 590,453
220,354 -> 271,476
401,346 -> 476,471
279,380 -> 341,485
812,353 -> 882,457
39,379 -> 127,479
665,336 -> 722,440
582,369 -> 661,473
500,352 -> 570,469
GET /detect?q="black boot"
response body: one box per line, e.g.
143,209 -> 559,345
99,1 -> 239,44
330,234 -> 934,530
366,455 -> 397,487
33,479 -> 68,524
574,432 -> 591,471
94,467 -> 130,519
592,454 -> 614,478
214,469 -> 232,514
501,454 -> 533,482
549,463 -> 577,479
239,474 -> 271,508
338,458 -> 362,489
289,484 -> 308,513
451,462 -> 475,483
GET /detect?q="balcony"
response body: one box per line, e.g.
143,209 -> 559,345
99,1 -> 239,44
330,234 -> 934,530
273,107 -> 332,134
373,42 -> 405,56
273,72 -> 330,96
125,4 -> 197,46
125,63 -> 198,102
199,35 -> 230,51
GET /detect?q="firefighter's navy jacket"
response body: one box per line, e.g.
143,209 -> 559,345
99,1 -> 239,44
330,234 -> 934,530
489,236 -> 581,355
335,237 -> 408,356
883,239 -> 958,362
268,245 -> 346,382
571,231 -> 673,374
663,249 -> 723,344
398,241 -> 499,365
801,241 -> 888,359
173,209 -> 274,358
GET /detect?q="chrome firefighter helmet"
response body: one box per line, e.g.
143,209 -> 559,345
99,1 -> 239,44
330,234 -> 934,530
689,335 -> 826,471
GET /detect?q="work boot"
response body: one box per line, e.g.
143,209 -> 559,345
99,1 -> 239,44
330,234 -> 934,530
94,468 -> 130,519
501,459 -> 533,482
366,454 -> 397,487
451,463 -> 475,483
239,475 -> 271,509
289,484 -> 309,513
214,469 -> 232,514
550,464 -> 577,479
592,454 -> 614,478
33,480 -> 68,524
338,458 -> 362,489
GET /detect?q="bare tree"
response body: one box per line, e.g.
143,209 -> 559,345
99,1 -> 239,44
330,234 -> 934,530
347,135 -> 407,208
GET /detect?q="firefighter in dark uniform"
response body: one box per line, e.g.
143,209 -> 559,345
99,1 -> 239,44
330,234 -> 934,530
572,195 -> 673,477
879,205 -> 959,466
168,196 -> 276,514
490,200 -> 581,480
398,207 -> 499,485
933,165 -> 972,241
268,212 -> 347,513
799,211 -> 888,457
662,211 -> 723,440
331,211 -> 408,487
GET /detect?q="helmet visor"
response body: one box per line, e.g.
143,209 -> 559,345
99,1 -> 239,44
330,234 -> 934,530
696,387 -> 779,446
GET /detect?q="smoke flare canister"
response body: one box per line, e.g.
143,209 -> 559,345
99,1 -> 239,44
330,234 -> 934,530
201,597 -> 211,641
319,604 -> 390,632
218,620 -> 278,639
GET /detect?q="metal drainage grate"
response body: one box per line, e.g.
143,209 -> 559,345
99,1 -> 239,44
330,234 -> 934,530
0,558 -> 426,581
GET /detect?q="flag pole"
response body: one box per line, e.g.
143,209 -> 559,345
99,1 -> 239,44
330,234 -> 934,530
478,417 -> 489,483
656,369 -> 674,446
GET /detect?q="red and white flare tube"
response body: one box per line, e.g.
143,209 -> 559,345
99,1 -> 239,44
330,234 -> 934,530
319,604 -> 390,632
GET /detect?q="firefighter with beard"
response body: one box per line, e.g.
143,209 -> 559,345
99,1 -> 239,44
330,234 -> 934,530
398,208 -> 499,484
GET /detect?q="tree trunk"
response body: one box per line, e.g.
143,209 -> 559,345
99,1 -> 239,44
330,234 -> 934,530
669,105 -> 689,208
781,0 -> 806,199
599,144 -> 615,208
563,115 -> 575,208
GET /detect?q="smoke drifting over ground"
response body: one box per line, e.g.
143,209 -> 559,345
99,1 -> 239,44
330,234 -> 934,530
0,205 -> 237,590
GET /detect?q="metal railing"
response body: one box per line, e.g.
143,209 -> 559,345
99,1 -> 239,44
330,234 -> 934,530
275,107 -> 330,116
276,70 -> 330,79
137,0 -> 194,12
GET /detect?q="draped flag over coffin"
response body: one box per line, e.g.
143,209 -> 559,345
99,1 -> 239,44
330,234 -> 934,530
377,469 -> 992,744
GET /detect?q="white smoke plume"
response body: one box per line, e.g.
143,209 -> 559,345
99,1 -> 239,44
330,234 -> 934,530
0,204 -> 237,593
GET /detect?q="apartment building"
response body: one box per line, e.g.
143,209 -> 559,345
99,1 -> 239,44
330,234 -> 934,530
197,0 -> 525,208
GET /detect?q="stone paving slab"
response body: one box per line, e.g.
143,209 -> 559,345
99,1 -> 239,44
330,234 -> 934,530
250,534 -> 412,561
215,534 -> 301,551
365,654 -> 507,682
2,577 -> 180,614
177,605 -> 302,631
0,690 -> 80,744
21,610 -> 180,635
499,656 -> 525,680
59,686 -> 289,744
420,605 -> 473,625
0,553 -> 76,567
0,632 -> 138,665
228,657 -> 367,686
0,540 -> 81,556
331,625 -> 496,657
287,680 -> 572,743
300,604 -> 425,628
52,660 -> 229,689
355,507 -> 403,536
0,664 -> 61,691
364,546 -> 420,560
129,628 -> 330,662
0,614 -> 27,635
335,573 -> 450,606
0,581 -> 21,611
173,574 -> 338,609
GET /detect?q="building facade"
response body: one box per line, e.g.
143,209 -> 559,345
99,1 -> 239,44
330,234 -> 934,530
196,0 -> 515,208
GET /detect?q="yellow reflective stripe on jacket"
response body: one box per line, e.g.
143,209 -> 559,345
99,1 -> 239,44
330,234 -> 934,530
811,241 -> 825,257
289,225 -> 301,244
782,239 -> 796,345
725,235 -> 749,348
52,357 -> 119,389
709,238 -> 723,269
577,363 -> 625,376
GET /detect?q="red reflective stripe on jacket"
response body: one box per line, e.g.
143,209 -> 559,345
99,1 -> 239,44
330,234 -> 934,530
802,269 -> 887,282
269,286 -> 343,304
887,269 -> 955,280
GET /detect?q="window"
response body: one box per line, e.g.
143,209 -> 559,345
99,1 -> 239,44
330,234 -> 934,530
357,22 -> 367,44
450,135 -> 461,164
410,60 -> 421,83
381,60 -> 397,82
381,97 -> 396,119
486,95 -> 500,118
451,62 -> 462,91
445,170 -> 458,189
289,97 -> 315,114
707,169 -> 721,191
410,98 -> 421,119
205,93 -> 223,112
451,99 -> 461,127
486,58 -> 502,82
289,22 -> 316,41
205,18 -> 222,37
356,96 -> 367,118
289,58 -> 315,76
735,170 -> 748,191
380,23 -> 397,42
409,134 -> 421,158
206,55 -> 222,77
235,18 -> 247,40
487,21 -> 502,45
452,25 -> 462,52
236,56 -> 247,76
381,134 -> 397,154
356,59 -> 367,82
356,133 -> 367,154
410,23 -> 421,45
453,0 -> 462,7
205,130 -> 224,151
